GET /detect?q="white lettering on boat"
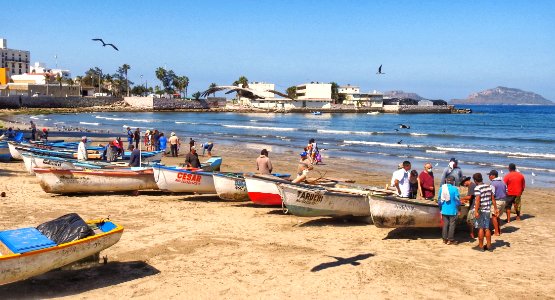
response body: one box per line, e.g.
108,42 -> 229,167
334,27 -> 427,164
394,203 -> 415,211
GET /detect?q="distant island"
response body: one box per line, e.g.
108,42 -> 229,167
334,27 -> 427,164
451,86 -> 553,105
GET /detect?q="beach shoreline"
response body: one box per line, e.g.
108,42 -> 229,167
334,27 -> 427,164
1,132 -> 555,298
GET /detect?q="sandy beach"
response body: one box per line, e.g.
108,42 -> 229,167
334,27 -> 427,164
1,141 -> 554,299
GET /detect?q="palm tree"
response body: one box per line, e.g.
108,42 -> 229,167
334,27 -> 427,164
209,83 -> 217,97
233,76 -> 249,88
121,64 -> 131,97
56,74 -> 62,93
44,74 -> 51,96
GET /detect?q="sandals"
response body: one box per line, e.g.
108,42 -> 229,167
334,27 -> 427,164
447,240 -> 459,245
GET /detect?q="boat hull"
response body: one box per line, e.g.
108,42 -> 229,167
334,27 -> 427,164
370,195 -> 469,228
34,168 -> 158,194
213,174 -> 249,201
7,142 -> 22,160
152,166 -> 216,193
0,221 -> 123,285
22,154 -> 76,175
244,175 -> 285,205
280,185 -> 371,218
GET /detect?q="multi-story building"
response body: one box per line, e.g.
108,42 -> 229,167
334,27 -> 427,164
0,38 -> 30,78
296,82 -> 332,99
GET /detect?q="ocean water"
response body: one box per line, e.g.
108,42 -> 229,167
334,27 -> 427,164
10,105 -> 555,187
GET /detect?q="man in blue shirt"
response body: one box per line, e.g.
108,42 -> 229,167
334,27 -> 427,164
438,176 -> 461,245
488,170 -> 507,236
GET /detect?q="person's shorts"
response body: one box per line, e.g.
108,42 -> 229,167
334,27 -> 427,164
505,195 -> 516,208
475,212 -> 491,229
467,208 -> 475,224
492,198 -> 506,217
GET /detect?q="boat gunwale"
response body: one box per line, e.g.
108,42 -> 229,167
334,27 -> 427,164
33,167 -> 154,176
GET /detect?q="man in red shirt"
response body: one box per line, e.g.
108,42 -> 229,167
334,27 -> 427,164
503,163 -> 526,222
418,162 -> 435,200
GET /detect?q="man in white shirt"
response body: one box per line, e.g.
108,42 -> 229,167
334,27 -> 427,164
393,161 -> 411,197
77,136 -> 88,161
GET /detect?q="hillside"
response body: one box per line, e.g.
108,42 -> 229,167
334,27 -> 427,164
383,90 -> 425,100
451,86 -> 553,105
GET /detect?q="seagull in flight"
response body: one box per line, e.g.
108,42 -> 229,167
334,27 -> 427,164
398,124 -> 410,129
376,64 -> 385,75
92,38 -> 119,51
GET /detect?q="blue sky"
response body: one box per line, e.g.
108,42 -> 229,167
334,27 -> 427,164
4,0 -> 554,100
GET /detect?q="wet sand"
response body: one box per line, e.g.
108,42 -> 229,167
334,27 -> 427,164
0,144 -> 554,299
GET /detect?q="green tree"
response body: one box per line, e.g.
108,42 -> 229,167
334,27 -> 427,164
155,67 -> 176,93
192,91 -> 201,100
131,85 -> 148,96
120,64 -> 131,96
209,83 -> 217,97
44,74 -> 51,95
233,76 -> 249,88
55,74 -> 62,93
173,76 -> 189,98
286,86 -> 297,99
330,82 -> 339,104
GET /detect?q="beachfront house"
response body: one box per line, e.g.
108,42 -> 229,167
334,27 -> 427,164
235,81 -> 332,110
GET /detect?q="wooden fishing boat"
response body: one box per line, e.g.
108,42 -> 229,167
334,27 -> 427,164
7,142 -> 23,160
244,174 -> 292,205
152,165 -> 216,193
213,173 -> 249,201
213,172 -> 291,201
369,193 -> 470,228
34,167 -> 158,194
0,216 -> 123,285
0,142 -> 11,162
22,153 -> 78,174
279,184 -> 372,218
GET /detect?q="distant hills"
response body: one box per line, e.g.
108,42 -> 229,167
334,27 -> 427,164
451,86 -> 553,105
384,90 -> 425,100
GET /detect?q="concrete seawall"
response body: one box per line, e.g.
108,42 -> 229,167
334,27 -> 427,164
0,96 -> 120,109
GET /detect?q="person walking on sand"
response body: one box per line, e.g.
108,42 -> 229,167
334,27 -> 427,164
440,157 -> 463,186
169,132 -> 180,157
473,173 -> 498,252
77,136 -> 88,161
256,149 -> 273,174
488,170 -> 507,236
418,162 -> 435,200
503,163 -> 526,222
438,176 -> 460,245
185,146 -> 201,168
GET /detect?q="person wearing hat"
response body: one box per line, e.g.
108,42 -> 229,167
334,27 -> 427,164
437,175 -> 460,245
185,145 -> 201,168
169,132 -> 180,157
40,128 -> 49,141
488,170 -> 507,236
256,149 -> 273,174
440,157 -> 463,186
77,136 -> 88,161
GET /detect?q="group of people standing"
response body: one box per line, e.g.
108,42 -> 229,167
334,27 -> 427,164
391,158 -> 526,252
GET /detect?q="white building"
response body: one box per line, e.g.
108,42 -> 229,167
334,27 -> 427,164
11,62 -> 71,84
239,82 -> 275,106
296,82 -> 332,99
338,84 -> 360,97
0,38 -> 30,77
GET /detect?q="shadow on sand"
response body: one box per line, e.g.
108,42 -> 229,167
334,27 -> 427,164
298,217 -> 370,227
383,227 -> 475,243
0,261 -> 159,299
311,253 -> 374,272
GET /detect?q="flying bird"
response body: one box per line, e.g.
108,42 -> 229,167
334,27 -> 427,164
531,172 -> 536,177
376,64 -> 385,75
398,124 -> 410,129
92,38 -> 119,51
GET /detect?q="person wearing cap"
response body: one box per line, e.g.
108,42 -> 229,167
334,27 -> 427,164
460,176 -> 477,238
473,173 -> 498,252
133,128 -> 141,149
77,136 -> 88,161
256,149 -> 273,174
185,146 -> 201,168
126,127 -> 134,150
503,163 -> 526,222
40,128 -> 48,141
437,175 -> 460,245
392,161 -> 411,197
169,132 -> 180,157
488,170 -> 507,236
440,157 -> 463,186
